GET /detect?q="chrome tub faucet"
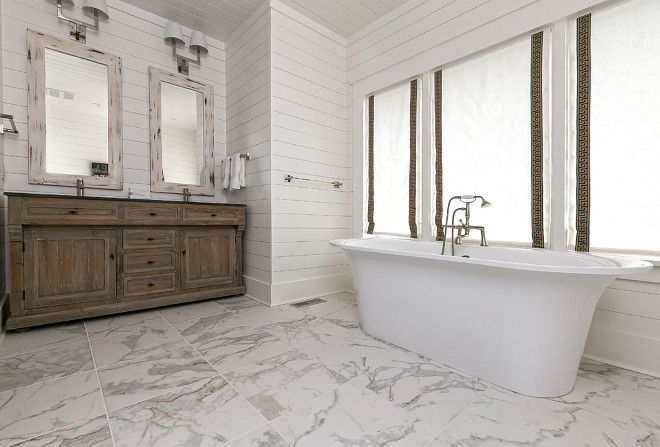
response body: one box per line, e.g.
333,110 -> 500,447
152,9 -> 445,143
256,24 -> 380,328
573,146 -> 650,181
440,195 -> 491,256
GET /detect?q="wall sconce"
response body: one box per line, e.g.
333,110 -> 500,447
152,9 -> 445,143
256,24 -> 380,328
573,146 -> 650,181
49,0 -> 109,44
164,21 -> 208,75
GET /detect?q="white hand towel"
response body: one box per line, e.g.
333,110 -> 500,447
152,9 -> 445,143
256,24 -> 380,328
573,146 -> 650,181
230,154 -> 241,190
222,157 -> 231,190
239,155 -> 246,188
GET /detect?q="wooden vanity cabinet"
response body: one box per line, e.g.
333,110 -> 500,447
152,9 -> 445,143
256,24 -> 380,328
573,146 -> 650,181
6,194 -> 246,330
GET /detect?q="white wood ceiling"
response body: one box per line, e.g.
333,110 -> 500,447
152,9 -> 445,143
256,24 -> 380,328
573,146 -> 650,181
121,0 -> 410,42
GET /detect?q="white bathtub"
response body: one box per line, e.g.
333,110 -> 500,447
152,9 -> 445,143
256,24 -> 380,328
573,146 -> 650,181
331,237 -> 652,397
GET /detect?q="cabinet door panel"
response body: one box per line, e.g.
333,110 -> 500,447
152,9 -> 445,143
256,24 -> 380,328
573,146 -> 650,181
24,229 -> 117,309
181,228 -> 235,289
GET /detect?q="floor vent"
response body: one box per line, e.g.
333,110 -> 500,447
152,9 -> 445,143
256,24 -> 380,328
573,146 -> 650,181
290,298 -> 326,308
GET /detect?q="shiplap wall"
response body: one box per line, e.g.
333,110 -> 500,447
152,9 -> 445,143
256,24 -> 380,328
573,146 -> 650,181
0,0 -> 7,350
226,4 -> 272,304
269,2 -> 352,304
346,0 -> 660,376
1,0 -> 227,202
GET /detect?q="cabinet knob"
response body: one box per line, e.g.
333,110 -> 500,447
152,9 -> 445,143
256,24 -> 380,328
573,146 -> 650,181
110,253 -> 115,260
150,212 -> 157,216
182,250 -> 186,255
147,283 -> 155,287
211,213 -> 217,217
147,237 -> 155,241
69,210 -> 78,214
147,260 -> 155,264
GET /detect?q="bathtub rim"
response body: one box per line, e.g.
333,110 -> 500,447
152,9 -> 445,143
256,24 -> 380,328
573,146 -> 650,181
331,237 -> 653,276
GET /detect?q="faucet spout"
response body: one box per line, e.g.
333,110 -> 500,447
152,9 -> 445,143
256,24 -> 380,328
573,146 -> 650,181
183,188 -> 191,203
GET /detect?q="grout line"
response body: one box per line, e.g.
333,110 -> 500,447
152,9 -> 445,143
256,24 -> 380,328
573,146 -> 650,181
84,321 -> 118,447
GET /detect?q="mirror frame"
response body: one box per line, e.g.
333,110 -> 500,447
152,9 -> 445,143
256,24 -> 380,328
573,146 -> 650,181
149,67 -> 215,196
27,30 -> 123,190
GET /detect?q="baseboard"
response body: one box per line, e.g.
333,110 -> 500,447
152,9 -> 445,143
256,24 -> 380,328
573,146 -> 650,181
0,293 -> 9,353
242,275 -> 272,306
271,273 -> 354,306
584,324 -> 660,378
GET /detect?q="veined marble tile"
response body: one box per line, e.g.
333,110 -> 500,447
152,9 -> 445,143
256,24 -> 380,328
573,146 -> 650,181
261,314 -> 350,349
0,341 -> 93,393
0,371 -> 105,447
549,375 -> 636,422
194,328 -> 290,374
12,415 -> 113,447
85,310 -> 162,340
353,350 -> 487,430
300,298 -> 360,330
109,376 -> 265,447
443,387 -> 628,446
578,358 -> 640,391
629,389 -> 660,447
90,319 -> 186,368
157,300 -> 226,324
271,381 -> 438,446
299,329 -> 397,379
0,323 -> 87,357
232,305 -> 306,327
222,425 -> 289,447
223,349 -> 349,420
426,433 -> 469,447
215,295 -> 264,311
638,376 -> 660,401
170,310 -> 256,345
97,346 -> 216,411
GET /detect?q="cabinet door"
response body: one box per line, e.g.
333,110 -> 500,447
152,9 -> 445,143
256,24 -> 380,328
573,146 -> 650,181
24,229 -> 118,309
180,228 -> 236,289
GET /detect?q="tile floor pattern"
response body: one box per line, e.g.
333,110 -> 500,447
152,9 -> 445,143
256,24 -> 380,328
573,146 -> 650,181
0,292 -> 658,446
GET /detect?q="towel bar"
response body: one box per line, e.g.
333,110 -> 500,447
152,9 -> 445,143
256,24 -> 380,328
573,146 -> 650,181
284,174 -> 342,189
0,114 -> 18,135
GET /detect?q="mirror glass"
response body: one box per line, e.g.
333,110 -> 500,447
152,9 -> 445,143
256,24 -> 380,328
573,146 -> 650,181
44,48 -> 109,177
160,82 -> 205,186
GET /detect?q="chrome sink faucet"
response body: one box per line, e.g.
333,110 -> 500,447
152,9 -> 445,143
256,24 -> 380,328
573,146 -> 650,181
440,195 -> 491,256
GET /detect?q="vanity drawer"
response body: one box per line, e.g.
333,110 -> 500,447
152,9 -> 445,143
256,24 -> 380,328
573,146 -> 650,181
123,252 -> 175,274
122,229 -> 175,250
181,207 -> 241,224
123,274 -> 175,297
22,201 -> 118,223
122,206 -> 178,222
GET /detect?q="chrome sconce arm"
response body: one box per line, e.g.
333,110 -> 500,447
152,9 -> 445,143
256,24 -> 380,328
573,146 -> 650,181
52,0 -> 109,44
163,22 -> 209,75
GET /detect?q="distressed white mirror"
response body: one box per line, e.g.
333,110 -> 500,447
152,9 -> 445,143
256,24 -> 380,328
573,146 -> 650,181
27,30 -> 123,189
149,67 -> 215,195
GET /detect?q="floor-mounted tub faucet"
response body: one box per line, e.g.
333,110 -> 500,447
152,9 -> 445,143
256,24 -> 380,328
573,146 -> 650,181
440,195 -> 491,256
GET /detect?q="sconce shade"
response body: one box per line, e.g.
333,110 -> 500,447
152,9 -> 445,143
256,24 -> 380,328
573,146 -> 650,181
82,0 -> 109,20
189,31 -> 208,55
164,21 -> 185,47
48,0 -> 75,7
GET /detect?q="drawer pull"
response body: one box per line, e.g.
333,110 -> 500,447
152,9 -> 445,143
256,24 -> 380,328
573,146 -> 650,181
182,250 -> 186,255
147,237 -> 155,241
147,260 -> 155,264
147,283 -> 155,287
110,253 -> 115,260
150,212 -> 157,216
211,213 -> 217,217
69,210 -> 78,214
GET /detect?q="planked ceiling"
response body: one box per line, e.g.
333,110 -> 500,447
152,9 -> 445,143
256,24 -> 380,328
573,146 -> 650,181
120,0 -> 410,42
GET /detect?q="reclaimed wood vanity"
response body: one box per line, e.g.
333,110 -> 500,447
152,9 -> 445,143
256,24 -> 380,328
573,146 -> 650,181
6,193 -> 246,330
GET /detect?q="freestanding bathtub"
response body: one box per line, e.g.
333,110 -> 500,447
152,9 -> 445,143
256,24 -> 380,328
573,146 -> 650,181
331,237 -> 652,397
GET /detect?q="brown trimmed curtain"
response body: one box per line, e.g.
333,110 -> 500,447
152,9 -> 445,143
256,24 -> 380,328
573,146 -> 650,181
409,80 -> 418,238
434,71 -> 444,241
530,31 -> 545,248
575,14 -> 591,252
367,95 -> 375,234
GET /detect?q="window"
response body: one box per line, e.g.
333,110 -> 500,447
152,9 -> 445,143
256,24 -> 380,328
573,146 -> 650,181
579,0 -> 660,254
441,38 -> 548,245
368,81 -> 420,236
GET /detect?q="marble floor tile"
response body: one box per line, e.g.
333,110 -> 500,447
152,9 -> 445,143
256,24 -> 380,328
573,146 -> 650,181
0,323 -> 87,357
426,433 -> 469,447
443,387 -> 629,446
300,298 -> 361,330
353,350 -> 487,430
170,310 -> 256,345
0,341 -> 94,393
299,329 -> 397,379
222,425 -> 290,447
90,319 -> 186,368
628,389 -> 660,447
224,349 -> 349,420
85,310 -> 162,340
216,295 -> 264,311
233,305 -> 306,327
271,381 -> 438,446
157,300 -> 226,324
12,415 -> 113,447
109,376 -> 265,447
638,376 -> 660,401
578,358 -> 641,391
261,314 -> 350,349
194,328 -> 290,374
0,371 -> 105,447
97,346 -> 216,411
